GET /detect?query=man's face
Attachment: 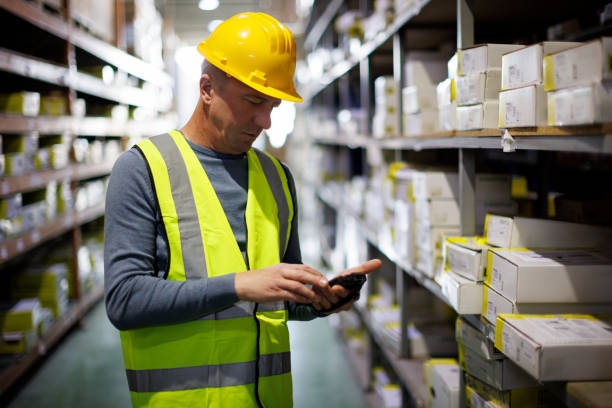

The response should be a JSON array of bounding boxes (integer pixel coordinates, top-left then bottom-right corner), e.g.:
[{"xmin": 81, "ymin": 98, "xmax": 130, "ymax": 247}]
[{"xmin": 207, "ymin": 75, "xmax": 281, "ymax": 154}]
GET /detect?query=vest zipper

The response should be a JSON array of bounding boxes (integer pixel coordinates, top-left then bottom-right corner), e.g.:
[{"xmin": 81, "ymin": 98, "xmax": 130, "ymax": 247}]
[{"xmin": 253, "ymin": 303, "xmax": 264, "ymax": 408}]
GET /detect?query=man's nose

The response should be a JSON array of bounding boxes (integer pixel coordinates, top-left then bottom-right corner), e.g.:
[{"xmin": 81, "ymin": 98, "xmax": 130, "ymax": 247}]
[{"xmin": 253, "ymin": 106, "xmax": 272, "ymax": 130}]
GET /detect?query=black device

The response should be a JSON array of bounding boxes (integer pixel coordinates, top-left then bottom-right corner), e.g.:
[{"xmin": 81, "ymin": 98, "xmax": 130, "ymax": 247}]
[{"xmin": 319, "ymin": 273, "xmax": 367, "ymax": 313}]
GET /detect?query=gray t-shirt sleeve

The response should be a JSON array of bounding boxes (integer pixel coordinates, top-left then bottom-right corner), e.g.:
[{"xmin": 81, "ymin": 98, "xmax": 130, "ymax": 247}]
[
  {"xmin": 280, "ymin": 164, "xmax": 321, "ymax": 322},
  {"xmin": 104, "ymin": 149, "xmax": 239, "ymax": 330}
]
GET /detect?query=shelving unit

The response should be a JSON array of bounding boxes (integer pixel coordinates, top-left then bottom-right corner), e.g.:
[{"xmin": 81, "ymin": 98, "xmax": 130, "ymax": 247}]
[
  {"xmin": 296, "ymin": 0, "xmax": 612, "ymax": 407},
  {"xmin": 0, "ymin": 0, "xmax": 175, "ymax": 398}
]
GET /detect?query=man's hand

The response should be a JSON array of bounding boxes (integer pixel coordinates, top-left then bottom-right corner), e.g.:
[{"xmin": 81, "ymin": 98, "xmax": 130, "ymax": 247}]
[
  {"xmin": 312, "ymin": 259, "xmax": 382, "ymax": 314},
  {"xmin": 235, "ymin": 263, "xmax": 333, "ymax": 304}
]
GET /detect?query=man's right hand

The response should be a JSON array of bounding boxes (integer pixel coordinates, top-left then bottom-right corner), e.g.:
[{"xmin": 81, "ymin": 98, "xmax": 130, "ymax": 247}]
[{"xmin": 234, "ymin": 263, "xmax": 335, "ymax": 305}]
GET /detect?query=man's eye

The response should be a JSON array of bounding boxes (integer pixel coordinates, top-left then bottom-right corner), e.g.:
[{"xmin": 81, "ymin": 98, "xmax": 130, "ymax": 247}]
[{"xmin": 246, "ymin": 98, "xmax": 261, "ymax": 105}]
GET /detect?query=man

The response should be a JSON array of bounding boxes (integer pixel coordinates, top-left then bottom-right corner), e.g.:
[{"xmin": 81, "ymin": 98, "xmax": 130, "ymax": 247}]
[{"xmin": 104, "ymin": 12, "xmax": 381, "ymax": 408}]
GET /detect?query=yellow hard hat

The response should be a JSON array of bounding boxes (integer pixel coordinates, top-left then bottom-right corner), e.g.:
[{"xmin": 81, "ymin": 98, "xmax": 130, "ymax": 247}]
[{"xmin": 197, "ymin": 12, "xmax": 303, "ymax": 102}]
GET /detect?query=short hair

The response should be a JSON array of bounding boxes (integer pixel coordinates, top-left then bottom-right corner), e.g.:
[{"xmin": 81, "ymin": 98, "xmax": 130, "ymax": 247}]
[{"xmin": 201, "ymin": 59, "xmax": 228, "ymax": 91}]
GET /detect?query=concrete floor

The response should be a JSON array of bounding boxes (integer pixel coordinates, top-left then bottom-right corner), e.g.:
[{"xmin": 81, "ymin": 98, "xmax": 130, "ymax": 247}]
[{"xmin": 7, "ymin": 301, "xmax": 367, "ymax": 408}]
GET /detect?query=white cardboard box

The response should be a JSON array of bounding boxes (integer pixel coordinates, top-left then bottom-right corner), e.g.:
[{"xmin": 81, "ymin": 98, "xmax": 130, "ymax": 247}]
[
  {"xmin": 456, "ymin": 318, "xmax": 502, "ymax": 361},
  {"xmin": 415, "ymin": 198, "xmax": 460, "ymax": 226},
  {"xmin": 404, "ymin": 51, "xmax": 447, "ymax": 86},
  {"xmin": 412, "ymin": 171, "xmax": 458, "ymax": 199},
  {"xmin": 498, "ymin": 85, "xmax": 547, "ymax": 128},
  {"xmin": 403, "ymin": 110, "xmax": 439, "ymax": 136},
  {"xmin": 547, "ymin": 82, "xmax": 612, "ymax": 126},
  {"xmin": 448, "ymin": 52, "xmax": 459, "ymax": 79},
  {"xmin": 487, "ymin": 249, "xmax": 612, "ymax": 303},
  {"xmin": 437, "ymin": 78, "xmax": 455, "ymax": 107},
  {"xmin": 373, "ymin": 111, "xmax": 398, "ymax": 139},
  {"xmin": 459, "ymin": 44, "xmax": 525, "ymax": 76},
  {"xmin": 439, "ymin": 270, "xmax": 483, "ymax": 314},
  {"xmin": 431, "ymin": 362, "xmax": 461, "ymax": 408},
  {"xmin": 416, "ymin": 223, "xmax": 461, "ymax": 254},
  {"xmin": 501, "ymin": 42, "xmax": 581, "ymax": 90},
  {"xmin": 402, "ymin": 85, "xmax": 438, "ymax": 114},
  {"xmin": 446, "ymin": 236, "xmax": 490, "ymax": 281},
  {"xmin": 482, "ymin": 283, "xmax": 612, "ymax": 328},
  {"xmin": 459, "ymin": 343, "xmax": 538, "ymax": 390},
  {"xmin": 495, "ymin": 314, "xmax": 612, "ymax": 381},
  {"xmin": 375, "ymin": 76, "xmax": 399, "ymax": 108},
  {"xmin": 439, "ymin": 101, "xmax": 457, "ymax": 130},
  {"xmin": 456, "ymin": 101, "xmax": 499, "ymax": 130},
  {"xmin": 456, "ymin": 70, "xmax": 502, "ymax": 106},
  {"xmin": 416, "ymin": 249, "xmax": 442, "ymax": 278},
  {"xmin": 544, "ymin": 37, "xmax": 612, "ymax": 91},
  {"xmin": 484, "ymin": 214, "xmax": 612, "ymax": 250}
]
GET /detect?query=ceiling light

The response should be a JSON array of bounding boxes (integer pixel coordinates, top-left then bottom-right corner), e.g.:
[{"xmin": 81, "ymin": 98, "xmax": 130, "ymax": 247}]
[
  {"xmin": 208, "ymin": 19, "xmax": 223, "ymax": 32},
  {"xmin": 198, "ymin": 0, "xmax": 219, "ymax": 11}
]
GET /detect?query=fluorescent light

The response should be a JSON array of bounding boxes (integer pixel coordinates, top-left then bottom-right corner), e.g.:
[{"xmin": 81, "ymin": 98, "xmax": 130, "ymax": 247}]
[
  {"xmin": 208, "ymin": 19, "xmax": 223, "ymax": 33},
  {"xmin": 198, "ymin": 0, "xmax": 219, "ymax": 11}
]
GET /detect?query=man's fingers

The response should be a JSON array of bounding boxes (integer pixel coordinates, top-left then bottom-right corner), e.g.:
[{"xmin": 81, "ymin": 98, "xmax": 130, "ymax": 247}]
[{"xmin": 282, "ymin": 267, "xmax": 327, "ymax": 288}]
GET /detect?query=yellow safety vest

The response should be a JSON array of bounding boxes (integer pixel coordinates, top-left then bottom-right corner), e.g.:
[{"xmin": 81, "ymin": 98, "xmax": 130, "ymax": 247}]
[{"xmin": 120, "ymin": 130, "xmax": 294, "ymax": 407}]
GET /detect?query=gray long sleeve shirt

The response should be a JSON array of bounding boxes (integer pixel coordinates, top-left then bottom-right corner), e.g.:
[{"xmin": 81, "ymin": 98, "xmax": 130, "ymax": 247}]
[{"xmin": 104, "ymin": 136, "xmax": 318, "ymax": 331}]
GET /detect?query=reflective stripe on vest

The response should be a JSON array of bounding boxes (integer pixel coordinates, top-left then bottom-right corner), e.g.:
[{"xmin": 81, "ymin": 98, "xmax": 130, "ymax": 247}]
[{"xmin": 120, "ymin": 131, "xmax": 294, "ymax": 408}]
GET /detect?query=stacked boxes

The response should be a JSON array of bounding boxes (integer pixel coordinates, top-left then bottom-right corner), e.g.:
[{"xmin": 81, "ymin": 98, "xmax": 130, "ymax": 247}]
[
  {"xmin": 0, "ymin": 298, "xmax": 44, "ymax": 354},
  {"xmin": 372, "ymin": 367, "xmax": 402, "ymax": 408},
  {"xmin": 0, "ymin": 193, "xmax": 23, "ymax": 242},
  {"xmin": 454, "ymin": 44, "xmax": 523, "ymax": 130},
  {"xmin": 11, "ymin": 263, "xmax": 69, "ymax": 319},
  {"xmin": 0, "ymin": 92, "xmax": 40, "ymax": 116},
  {"xmin": 373, "ymin": 76, "xmax": 399, "ymax": 138},
  {"xmin": 402, "ymin": 52, "xmax": 446, "ymax": 136},
  {"xmin": 413, "ymin": 172, "xmax": 514, "ymax": 278},
  {"xmin": 499, "ymin": 42, "xmax": 580, "ymax": 128},
  {"xmin": 544, "ymin": 38, "xmax": 612, "ymax": 126}
]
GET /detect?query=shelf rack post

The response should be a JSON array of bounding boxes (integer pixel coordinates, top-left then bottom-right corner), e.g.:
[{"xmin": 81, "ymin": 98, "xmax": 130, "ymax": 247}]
[
  {"xmin": 459, "ymin": 148, "xmax": 476, "ymax": 235},
  {"xmin": 457, "ymin": 0, "xmax": 474, "ymax": 49}
]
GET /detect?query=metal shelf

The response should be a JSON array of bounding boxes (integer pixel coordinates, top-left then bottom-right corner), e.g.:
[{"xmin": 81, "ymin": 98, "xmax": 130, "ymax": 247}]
[
  {"xmin": 1, "ymin": 161, "xmax": 114, "ymax": 197},
  {"xmin": 302, "ymin": 0, "xmax": 432, "ymax": 102},
  {"xmin": 0, "ymin": 48, "xmax": 166, "ymax": 111},
  {"xmin": 0, "ymin": 114, "xmax": 176, "ymax": 137},
  {"xmin": 0, "ymin": 202, "xmax": 105, "ymax": 265},
  {"xmin": 0, "ymin": 0, "xmax": 172, "ymax": 87},
  {"xmin": 0, "ymin": 284, "xmax": 104, "ymax": 396},
  {"xmin": 313, "ymin": 130, "xmax": 612, "ymax": 153}
]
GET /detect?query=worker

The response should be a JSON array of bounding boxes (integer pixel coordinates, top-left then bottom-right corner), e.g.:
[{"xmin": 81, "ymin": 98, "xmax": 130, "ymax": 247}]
[{"xmin": 104, "ymin": 12, "xmax": 381, "ymax": 408}]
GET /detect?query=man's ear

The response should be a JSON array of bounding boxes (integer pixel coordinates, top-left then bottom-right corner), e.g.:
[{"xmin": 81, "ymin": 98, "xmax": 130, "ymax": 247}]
[{"xmin": 200, "ymin": 73, "xmax": 213, "ymax": 104}]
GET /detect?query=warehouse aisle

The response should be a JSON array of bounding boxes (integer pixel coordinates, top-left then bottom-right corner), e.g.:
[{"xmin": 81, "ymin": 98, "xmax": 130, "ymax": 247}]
[{"xmin": 7, "ymin": 301, "xmax": 367, "ymax": 408}]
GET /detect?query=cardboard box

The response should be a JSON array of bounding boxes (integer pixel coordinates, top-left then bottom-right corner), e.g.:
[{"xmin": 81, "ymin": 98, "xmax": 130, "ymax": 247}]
[
  {"xmin": 49, "ymin": 145, "xmax": 69, "ymax": 169},
  {"xmin": 456, "ymin": 70, "xmax": 502, "ymax": 106},
  {"xmin": 416, "ymin": 198, "xmax": 460, "ymax": 226},
  {"xmin": 0, "ymin": 330, "xmax": 38, "ymax": 354},
  {"xmin": 375, "ymin": 76, "xmax": 399, "ymax": 108},
  {"xmin": 457, "ymin": 101, "xmax": 499, "ymax": 130},
  {"xmin": 413, "ymin": 171, "xmax": 459, "ymax": 200},
  {"xmin": 486, "ymin": 249, "xmax": 612, "ymax": 303},
  {"xmin": 466, "ymin": 386, "xmax": 501, "ymax": 408},
  {"xmin": 498, "ymin": 85, "xmax": 547, "ymax": 128},
  {"xmin": 495, "ymin": 314, "xmax": 612, "ymax": 381},
  {"xmin": 0, "ymin": 92, "xmax": 40, "ymax": 116},
  {"xmin": 543, "ymin": 37, "xmax": 612, "ymax": 91},
  {"xmin": 446, "ymin": 236, "xmax": 490, "ymax": 281},
  {"xmin": 0, "ymin": 299, "xmax": 43, "ymax": 332},
  {"xmin": 373, "ymin": 111, "xmax": 398, "ymax": 139},
  {"xmin": 403, "ymin": 85, "xmax": 438, "ymax": 114},
  {"xmin": 456, "ymin": 318, "xmax": 502, "ymax": 361},
  {"xmin": 484, "ymin": 214, "xmax": 612, "ymax": 250},
  {"xmin": 416, "ymin": 223, "xmax": 461, "ymax": 254},
  {"xmin": 403, "ymin": 110, "xmax": 439, "ymax": 136},
  {"xmin": 439, "ymin": 270, "xmax": 483, "ymax": 314},
  {"xmin": 404, "ymin": 51, "xmax": 447, "ymax": 86},
  {"xmin": 547, "ymin": 82, "xmax": 612, "ymax": 126},
  {"xmin": 437, "ymin": 78, "xmax": 455, "ymax": 107},
  {"xmin": 483, "ymin": 284, "xmax": 612, "ymax": 328},
  {"xmin": 439, "ymin": 101, "xmax": 457, "ymax": 130},
  {"xmin": 4, "ymin": 132, "xmax": 39, "ymax": 155},
  {"xmin": 39, "ymin": 95, "xmax": 68, "ymax": 116},
  {"xmin": 5, "ymin": 152, "xmax": 25, "ymax": 176},
  {"xmin": 501, "ymin": 42, "xmax": 581, "ymax": 90},
  {"xmin": 416, "ymin": 249, "xmax": 442, "ymax": 278},
  {"xmin": 459, "ymin": 343, "xmax": 538, "ymax": 390},
  {"xmin": 459, "ymin": 44, "xmax": 525, "ymax": 77},
  {"xmin": 424, "ymin": 358, "xmax": 458, "ymax": 388},
  {"xmin": 465, "ymin": 373, "xmax": 556, "ymax": 408},
  {"xmin": 448, "ymin": 52, "xmax": 459, "ymax": 79},
  {"xmin": 431, "ymin": 362, "xmax": 461, "ymax": 408},
  {"xmin": 0, "ymin": 194, "xmax": 22, "ymax": 219}
]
